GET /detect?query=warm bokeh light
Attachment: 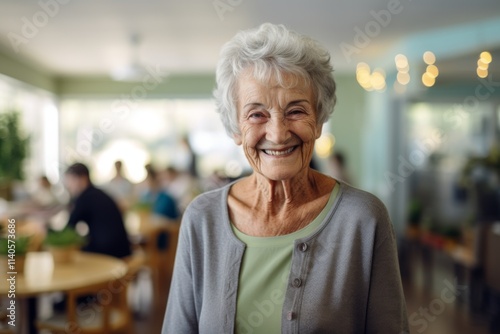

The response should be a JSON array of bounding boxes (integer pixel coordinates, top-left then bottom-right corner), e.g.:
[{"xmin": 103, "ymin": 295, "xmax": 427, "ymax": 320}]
[
  {"xmin": 397, "ymin": 72, "xmax": 410, "ymax": 85},
  {"xmin": 480, "ymin": 51, "xmax": 492, "ymax": 64},
  {"xmin": 476, "ymin": 51, "xmax": 491, "ymax": 78},
  {"xmin": 423, "ymin": 51, "xmax": 436, "ymax": 65},
  {"xmin": 422, "ymin": 72, "xmax": 435, "ymax": 87},
  {"xmin": 315, "ymin": 133, "xmax": 336, "ymax": 158},
  {"xmin": 356, "ymin": 62, "xmax": 381, "ymax": 91},
  {"xmin": 371, "ymin": 70, "xmax": 386, "ymax": 91},
  {"xmin": 356, "ymin": 62, "xmax": 370, "ymax": 72},
  {"xmin": 477, "ymin": 67, "xmax": 488, "ymax": 78},
  {"xmin": 477, "ymin": 59, "xmax": 489, "ymax": 70},
  {"xmin": 398, "ymin": 64, "xmax": 410, "ymax": 73},
  {"xmin": 395, "ymin": 54, "xmax": 409, "ymax": 70},
  {"xmin": 356, "ymin": 64, "xmax": 387, "ymax": 92},
  {"xmin": 356, "ymin": 62, "xmax": 371, "ymax": 87},
  {"xmin": 357, "ymin": 70, "xmax": 371, "ymax": 86},
  {"xmin": 426, "ymin": 65, "xmax": 439, "ymax": 78}
]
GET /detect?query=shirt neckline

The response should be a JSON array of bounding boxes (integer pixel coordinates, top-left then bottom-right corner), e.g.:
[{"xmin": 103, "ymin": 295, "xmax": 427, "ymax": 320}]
[
  {"xmin": 231, "ymin": 183, "xmax": 340, "ymax": 247},
  {"xmin": 221, "ymin": 178, "xmax": 345, "ymax": 247}
]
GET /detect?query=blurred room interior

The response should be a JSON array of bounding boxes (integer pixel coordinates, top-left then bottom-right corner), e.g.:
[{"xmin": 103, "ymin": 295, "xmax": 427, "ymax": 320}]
[{"xmin": 0, "ymin": 0, "xmax": 499, "ymax": 333}]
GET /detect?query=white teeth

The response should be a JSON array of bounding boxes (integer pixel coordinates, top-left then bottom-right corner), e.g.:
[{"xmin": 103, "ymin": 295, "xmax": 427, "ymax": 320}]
[{"xmin": 264, "ymin": 147, "xmax": 295, "ymax": 156}]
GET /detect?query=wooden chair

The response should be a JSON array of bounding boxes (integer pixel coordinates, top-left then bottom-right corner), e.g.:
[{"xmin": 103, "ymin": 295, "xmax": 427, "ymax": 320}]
[
  {"xmin": 126, "ymin": 209, "xmax": 180, "ymax": 304},
  {"xmin": 36, "ymin": 254, "xmax": 143, "ymax": 334},
  {"xmin": 143, "ymin": 221, "xmax": 180, "ymax": 302}
]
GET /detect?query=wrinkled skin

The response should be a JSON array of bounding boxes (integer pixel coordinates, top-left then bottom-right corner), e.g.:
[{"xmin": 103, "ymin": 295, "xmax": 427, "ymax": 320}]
[{"xmin": 229, "ymin": 69, "xmax": 336, "ymax": 237}]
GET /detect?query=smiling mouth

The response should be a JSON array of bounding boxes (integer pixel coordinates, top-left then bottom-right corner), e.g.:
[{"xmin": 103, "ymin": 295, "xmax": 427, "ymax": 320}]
[{"xmin": 262, "ymin": 146, "xmax": 298, "ymax": 156}]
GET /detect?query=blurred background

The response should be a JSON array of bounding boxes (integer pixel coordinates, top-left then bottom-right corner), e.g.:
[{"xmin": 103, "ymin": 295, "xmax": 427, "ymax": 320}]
[{"xmin": 0, "ymin": 0, "xmax": 499, "ymax": 333}]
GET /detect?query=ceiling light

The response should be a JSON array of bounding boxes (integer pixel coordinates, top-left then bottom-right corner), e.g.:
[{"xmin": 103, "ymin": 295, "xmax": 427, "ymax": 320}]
[
  {"xmin": 426, "ymin": 65, "xmax": 439, "ymax": 78},
  {"xmin": 423, "ymin": 51, "xmax": 436, "ymax": 65},
  {"xmin": 480, "ymin": 51, "xmax": 492, "ymax": 64},
  {"xmin": 422, "ymin": 72, "xmax": 435, "ymax": 87},
  {"xmin": 371, "ymin": 70, "xmax": 386, "ymax": 91},
  {"xmin": 395, "ymin": 54, "xmax": 408, "ymax": 71},
  {"xmin": 397, "ymin": 72, "xmax": 410, "ymax": 85},
  {"xmin": 356, "ymin": 62, "xmax": 370, "ymax": 72},
  {"xmin": 111, "ymin": 32, "xmax": 167, "ymax": 82},
  {"xmin": 477, "ymin": 67, "xmax": 488, "ymax": 78},
  {"xmin": 477, "ymin": 59, "xmax": 489, "ymax": 70}
]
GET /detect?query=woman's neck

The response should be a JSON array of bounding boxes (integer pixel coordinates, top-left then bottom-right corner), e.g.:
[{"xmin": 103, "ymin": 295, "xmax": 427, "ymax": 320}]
[
  {"xmin": 228, "ymin": 169, "xmax": 335, "ymax": 236},
  {"xmin": 251, "ymin": 168, "xmax": 321, "ymax": 206}
]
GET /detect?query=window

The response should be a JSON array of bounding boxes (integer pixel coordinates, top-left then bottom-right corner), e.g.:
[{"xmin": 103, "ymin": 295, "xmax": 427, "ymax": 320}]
[
  {"xmin": 0, "ymin": 74, "xmax": 59, "ymax": 186},
  {"xmin": 59, "ymin": 98, "xmax": 249, "ymax": 184}
]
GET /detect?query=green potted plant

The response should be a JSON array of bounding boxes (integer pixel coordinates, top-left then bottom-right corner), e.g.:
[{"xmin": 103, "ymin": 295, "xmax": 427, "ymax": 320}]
[
  {"xmin": 0, "ymin": 110, "xmax": 30, "ymax": 200},
  {"xmin": 44, "ymin": 226, "xmax": 86, "ymax": 263},
  {"xmin": 0, "ymin": 235, "xmax": 31, "ymax": 274}
]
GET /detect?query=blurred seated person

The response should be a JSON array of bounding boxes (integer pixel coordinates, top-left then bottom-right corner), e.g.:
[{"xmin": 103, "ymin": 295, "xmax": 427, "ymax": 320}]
[
  {"xmin": 64, "ymin": 162, "xmax": 131, "ymax": 258},
  {"xmin": 161, "ymin": 166, "xmax": 197, "ymax": 213},
  {"xmin": 134, "ymin": 163, "xmax": 154, "ymax": 199},
  {"xmin": 139, "ymin": 167, "xmax": 180, "ymax": 221},
  {"xmin": 30, "ymin": 175, "xmax": 61, "ymax": 208},
  {"xmin": 103, "ymin": 160, "xmax": 134, "ymax": 211}
]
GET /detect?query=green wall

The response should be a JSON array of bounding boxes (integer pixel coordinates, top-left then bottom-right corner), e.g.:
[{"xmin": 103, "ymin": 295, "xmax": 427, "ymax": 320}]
[
  {"xmin": 55, "ymin": 73, "xmax": 215, "ymax": 97},
  {"xmin": 329, "ymin": 74, "xmax": 367, "ymax": 187},
  {"xmin": 0, "ymin": 51, "xmax": 55, "ymax": 92},
  {"xmin": 0, "ymin": 49, "xmax": 215, "ymax": 97}
]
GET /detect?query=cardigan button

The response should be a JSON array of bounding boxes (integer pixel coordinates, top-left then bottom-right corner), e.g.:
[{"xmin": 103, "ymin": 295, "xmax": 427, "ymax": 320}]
[
  {"xmin": 298, "ymin": 242, "xmax": 308, "ymax": 252},
  {"xmin": 292, "ymin": 278, "xmax": 302, "ymax": 288},
  {"xmin": 287, "ymin": 311, "xmax": 295, "ymax": 321}
]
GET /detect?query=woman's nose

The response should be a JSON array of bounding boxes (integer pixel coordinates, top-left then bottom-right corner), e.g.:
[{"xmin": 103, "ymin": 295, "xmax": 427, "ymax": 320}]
[{"xmin": 265, "ymin": 117, "xmax": 291, "ymax": 144}]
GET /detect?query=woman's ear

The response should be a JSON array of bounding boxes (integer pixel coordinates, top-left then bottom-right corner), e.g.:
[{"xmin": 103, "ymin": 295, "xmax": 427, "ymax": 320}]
[
  {"xmin": 315, "ymin": 122, "xmax": 323, "ymax": 139},
  {"xmin": 233, "ymin": 133, "xmax": 242, "ymax": 145}
]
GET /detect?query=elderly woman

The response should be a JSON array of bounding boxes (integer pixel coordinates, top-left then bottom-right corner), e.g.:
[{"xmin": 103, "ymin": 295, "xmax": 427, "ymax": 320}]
[{"xmin": 163, "ymin": 23, "xmax": 408, "ymax": 333}]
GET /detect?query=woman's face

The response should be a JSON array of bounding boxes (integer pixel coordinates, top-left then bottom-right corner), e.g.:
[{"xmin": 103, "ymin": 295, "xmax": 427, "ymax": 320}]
[{"xmin": 234, "ymin": 69, "xmax": 322, "ymax": 181}]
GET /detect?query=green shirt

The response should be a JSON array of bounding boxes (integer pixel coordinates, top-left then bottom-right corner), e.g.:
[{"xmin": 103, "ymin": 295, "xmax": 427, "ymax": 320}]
[{"xmin": 232, "ymin": 184, "xmax": 340, "ymax": 334}]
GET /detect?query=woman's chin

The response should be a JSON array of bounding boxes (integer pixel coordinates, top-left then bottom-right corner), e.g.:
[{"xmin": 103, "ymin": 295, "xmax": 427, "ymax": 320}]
[{"xmin": 257, "ymin": 164, "xmax": 305, "ymax": 182}]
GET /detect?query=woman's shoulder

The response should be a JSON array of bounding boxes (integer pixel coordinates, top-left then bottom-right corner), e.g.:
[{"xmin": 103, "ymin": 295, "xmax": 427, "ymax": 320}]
[
  {"xmin": 187, "ymin": 184, "xmax": 229, "ymax": 211},
  {"xmin": 181, "ymin": 183, "xmax": 233, "ymax": 228},
  {"xmin": 336, "ymin": 182, "xmax": 390, "ymax": 222},
  {"xmin": 180, "ymin": 183, "xmax": 237, "ymax": 244},
  {"xmin": 324, "ymin": 182, "xmax": 395, "ymax": 245}
]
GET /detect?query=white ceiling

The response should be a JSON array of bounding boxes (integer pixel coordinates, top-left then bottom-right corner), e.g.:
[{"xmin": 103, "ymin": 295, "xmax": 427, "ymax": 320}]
[{"xmin": 0, "ymin": 0, "xmax": 499, "ymax": 78}]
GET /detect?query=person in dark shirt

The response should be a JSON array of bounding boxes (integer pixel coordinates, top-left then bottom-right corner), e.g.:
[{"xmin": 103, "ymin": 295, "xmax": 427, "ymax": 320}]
[{"xmin": 64, "ymin": 162, "xmax": 131, "ymax": 258}]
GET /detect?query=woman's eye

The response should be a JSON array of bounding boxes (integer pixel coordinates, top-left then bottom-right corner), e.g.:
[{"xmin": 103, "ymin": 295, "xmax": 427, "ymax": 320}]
[
  {"xmin": 288, "ymin": 109, "xmax": 305, "ymax": 116},
  {"xmin": 249, "ymin": 113, "xmax": 265, "ymax": 119}
]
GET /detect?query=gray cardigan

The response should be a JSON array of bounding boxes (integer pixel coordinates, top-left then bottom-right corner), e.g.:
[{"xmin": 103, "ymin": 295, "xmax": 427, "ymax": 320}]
[{"xmin": 162, "ymin": 181, "xmax": 409, "ymax": 333}]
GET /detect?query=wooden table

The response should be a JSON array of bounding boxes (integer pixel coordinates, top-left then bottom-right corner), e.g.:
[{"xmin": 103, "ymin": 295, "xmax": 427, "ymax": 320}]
[
  {"xmin": 1, "ymin": 252, "xmax": 127, "ymax": 333},
  {"xmin": 1, "ymin": 252, "xmax": 127, "ymax": 296}
]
